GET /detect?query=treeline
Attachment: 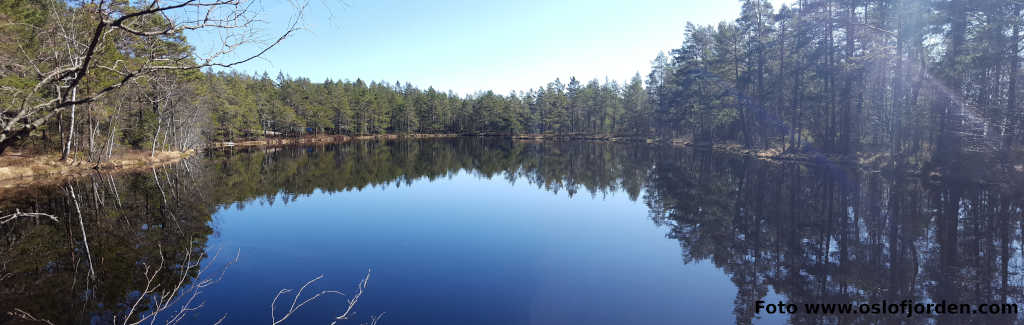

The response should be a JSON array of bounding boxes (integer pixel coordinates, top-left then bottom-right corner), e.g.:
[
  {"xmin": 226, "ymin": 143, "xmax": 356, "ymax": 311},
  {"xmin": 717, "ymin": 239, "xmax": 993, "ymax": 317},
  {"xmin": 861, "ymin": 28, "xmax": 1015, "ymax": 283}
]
[
  {"xmin": 208, "ymin": 0, "xmax": 1024, "ymax": 161},
  {"xmin": 3, "ymin": 0, "xmax": 1023, "ymax": 161},
  {"xmin": 204, "ymin": 71, "xmax": 649, "ymax": 140},
  {"xmin": 1, "ymin": 0, "xmax": 649, "ymax": 160},
  {"xmin": 647, "ymin": 0, "xmax": 1023, "ymax": 159}
]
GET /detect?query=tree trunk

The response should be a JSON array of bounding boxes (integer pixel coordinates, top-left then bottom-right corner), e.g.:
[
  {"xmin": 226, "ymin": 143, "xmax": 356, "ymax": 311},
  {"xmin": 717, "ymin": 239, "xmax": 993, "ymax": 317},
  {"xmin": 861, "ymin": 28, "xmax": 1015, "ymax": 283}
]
[
  {"xmin": 1007, "ymin": 6, "xmax": 1020, "ymax": 151},
  {"xmin": 61, "ymin": 85, "xmax": 78, "ymax": 161},
  {"xmin": 151, "ymin": 113, "xmax": 162, "ymax": 158}
]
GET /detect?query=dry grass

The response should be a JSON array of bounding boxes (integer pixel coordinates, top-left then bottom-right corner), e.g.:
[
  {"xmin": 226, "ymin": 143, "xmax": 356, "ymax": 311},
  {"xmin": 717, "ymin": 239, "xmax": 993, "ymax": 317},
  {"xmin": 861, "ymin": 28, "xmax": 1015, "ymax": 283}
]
[{"xmin": 0, "ymin": 150, "xmax": 194, "ymax": 188}]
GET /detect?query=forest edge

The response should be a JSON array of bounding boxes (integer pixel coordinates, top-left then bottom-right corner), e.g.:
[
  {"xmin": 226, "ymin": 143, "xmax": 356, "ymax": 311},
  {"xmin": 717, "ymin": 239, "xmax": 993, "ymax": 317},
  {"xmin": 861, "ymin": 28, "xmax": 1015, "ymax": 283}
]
[{"xmin": 7, "ymin": 134, "xmax": 1024, "ymax": 188}]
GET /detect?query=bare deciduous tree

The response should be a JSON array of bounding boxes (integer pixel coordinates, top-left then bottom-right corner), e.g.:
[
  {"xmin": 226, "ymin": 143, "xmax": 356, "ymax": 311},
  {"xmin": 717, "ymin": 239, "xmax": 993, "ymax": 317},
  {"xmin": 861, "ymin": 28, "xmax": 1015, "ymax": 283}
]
[{"xmin": 0, "ymin": 0, "xmax": 309, "ymax": 155}]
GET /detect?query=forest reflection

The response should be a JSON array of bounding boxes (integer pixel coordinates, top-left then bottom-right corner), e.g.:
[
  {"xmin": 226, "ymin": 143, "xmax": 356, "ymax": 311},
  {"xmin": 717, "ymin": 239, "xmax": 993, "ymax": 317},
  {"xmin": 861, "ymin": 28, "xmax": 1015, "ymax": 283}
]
[{"xmin": 2, "ymin": 138, "xmax": 1024, "ymax": 324}]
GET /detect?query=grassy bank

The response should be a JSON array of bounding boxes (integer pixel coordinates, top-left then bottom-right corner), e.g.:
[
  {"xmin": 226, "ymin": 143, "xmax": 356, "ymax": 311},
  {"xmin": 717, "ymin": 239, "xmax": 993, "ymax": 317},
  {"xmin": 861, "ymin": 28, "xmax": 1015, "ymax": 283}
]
[{"xmin": 0, "ymin": 150, "xmax": 196, "ymax": 188}]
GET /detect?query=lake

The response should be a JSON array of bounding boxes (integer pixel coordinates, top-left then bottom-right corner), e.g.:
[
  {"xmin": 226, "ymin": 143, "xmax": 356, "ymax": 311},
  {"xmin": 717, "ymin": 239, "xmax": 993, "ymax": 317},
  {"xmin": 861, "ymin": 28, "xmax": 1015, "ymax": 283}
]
[{"xmin": 2, "ymin": 138, "xmax": 1023, "ymax": 324}]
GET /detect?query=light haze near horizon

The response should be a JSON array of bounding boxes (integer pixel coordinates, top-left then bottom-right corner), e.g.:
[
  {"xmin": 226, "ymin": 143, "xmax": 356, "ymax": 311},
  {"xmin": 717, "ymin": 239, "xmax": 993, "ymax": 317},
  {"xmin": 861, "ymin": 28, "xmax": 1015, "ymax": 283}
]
[{"xmin": 190, "ymin": 0, "xmax": 793, "ymax": 95}]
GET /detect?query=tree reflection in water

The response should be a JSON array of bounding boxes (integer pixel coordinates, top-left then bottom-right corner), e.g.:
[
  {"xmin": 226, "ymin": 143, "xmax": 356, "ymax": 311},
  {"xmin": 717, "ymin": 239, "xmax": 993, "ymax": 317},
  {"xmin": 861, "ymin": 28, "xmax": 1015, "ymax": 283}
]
[{"xmin": 2, "ymin": 138, "xmax": 1023, "ymax": 324}]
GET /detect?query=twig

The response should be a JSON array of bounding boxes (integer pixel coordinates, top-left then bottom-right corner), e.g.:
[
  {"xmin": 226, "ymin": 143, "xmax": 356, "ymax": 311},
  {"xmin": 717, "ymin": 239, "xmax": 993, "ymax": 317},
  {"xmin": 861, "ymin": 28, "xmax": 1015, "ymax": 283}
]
[
  {"xmin": 366, "ymin": 312, "xmax": 385, "ymax": 325},
  {"xmin": 332, "ymin": 269, "xmax": 371, "ymax": 324},
  {"xmin": 6, "ymin": 308, "xmax": 55, "ymax": 325},
  {"xmin": 272, "ymin": 269, "xmax": 373, "ymax": 325},
  {"xmin": 271, "ymin": 275, "xmax": 344, "ymax": 325},
  {"xmin": 120, "ymin": 243, "xmax": 238, "ymax": 325},
  {"xmin": 0, "ymin": 209, "xmax": 59, "ymax": 225}
]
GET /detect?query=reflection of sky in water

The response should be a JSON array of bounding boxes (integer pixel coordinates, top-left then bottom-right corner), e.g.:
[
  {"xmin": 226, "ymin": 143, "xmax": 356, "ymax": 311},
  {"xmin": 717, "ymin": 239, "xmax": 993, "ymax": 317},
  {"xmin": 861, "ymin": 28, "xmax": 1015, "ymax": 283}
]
[{"xmin": 193, "ymin": 170, "xmax": 755, "ymax": 324}]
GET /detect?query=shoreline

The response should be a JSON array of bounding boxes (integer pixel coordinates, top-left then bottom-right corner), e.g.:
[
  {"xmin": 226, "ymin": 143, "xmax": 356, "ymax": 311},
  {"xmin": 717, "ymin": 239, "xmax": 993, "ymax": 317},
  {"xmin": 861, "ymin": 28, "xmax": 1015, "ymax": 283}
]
[
  {"xmin": 7, "ymin": 134, "xmax": 1015, "ymax": 188},
  {"xmin": 670, "ymin": 140, "xmax": 912, "ymax": 173},
  {"xmin": 672, "ymin": 141, "xmax": 863, "ymax": 165},
  {"xmin": 213, "ymin": 134, "xmax": 903, "ymax": 170},
  {"xmin": 0, "ymin": 150, "xmax": 196, "ymax": 189},
  {"xmin": 209, "ymin": 133, "xmax": 460, "ymax": 148}
]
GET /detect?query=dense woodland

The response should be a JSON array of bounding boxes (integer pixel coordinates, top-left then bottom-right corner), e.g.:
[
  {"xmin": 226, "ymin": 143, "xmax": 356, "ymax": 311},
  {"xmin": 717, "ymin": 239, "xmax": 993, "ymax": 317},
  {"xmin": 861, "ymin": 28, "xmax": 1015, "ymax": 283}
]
[
  {"xmin": 200, "ymin": 71, "xmax": 649, "ymax": 139},
  {"xmin": 2, "ymin": 0, "xmax": 1023, "ymax": 164}
]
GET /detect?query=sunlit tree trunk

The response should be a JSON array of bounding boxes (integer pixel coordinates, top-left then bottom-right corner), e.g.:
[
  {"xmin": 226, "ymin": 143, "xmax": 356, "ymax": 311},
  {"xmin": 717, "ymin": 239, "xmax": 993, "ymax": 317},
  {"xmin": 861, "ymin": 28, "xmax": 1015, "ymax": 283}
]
[{"xmin": 61, "ymin": 85, "xmax": 77, "ymax": 161}]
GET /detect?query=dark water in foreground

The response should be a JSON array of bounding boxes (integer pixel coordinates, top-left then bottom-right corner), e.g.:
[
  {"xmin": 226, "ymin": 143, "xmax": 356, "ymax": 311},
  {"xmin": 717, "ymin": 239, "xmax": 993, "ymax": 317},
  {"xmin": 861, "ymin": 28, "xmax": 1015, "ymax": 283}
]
[{"xmin": 2, "ymin": 138, "xmax": 1024, "ymax": 324}]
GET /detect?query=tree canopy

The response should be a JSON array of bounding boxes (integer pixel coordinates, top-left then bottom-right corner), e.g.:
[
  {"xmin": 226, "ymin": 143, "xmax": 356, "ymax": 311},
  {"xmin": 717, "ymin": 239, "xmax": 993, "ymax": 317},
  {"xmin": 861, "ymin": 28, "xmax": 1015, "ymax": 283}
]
[{"xmin": 2, "ymin": 0, "xmax": 1023, "ymax": 167}]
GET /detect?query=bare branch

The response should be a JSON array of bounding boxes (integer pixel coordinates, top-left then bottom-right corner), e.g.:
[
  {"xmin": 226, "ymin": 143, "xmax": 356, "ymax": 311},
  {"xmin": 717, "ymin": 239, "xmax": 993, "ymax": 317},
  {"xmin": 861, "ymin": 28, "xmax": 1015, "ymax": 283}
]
[
  {"xmin": 332, "ymin": 269, "xmax": 371, "ymax": 324},
  {"xmin": 119, "ymin": 243, "xmax": 238, "ymax": 325},
  {"xmin": 271, "ymin": 275, "xmax": 345, "ymax": 325},
  {"xmin": 272, "ymin": 269, "xmax": 373, "ymax": 325},
  {"xmin": 6, "ymin": 308, "xmax": 56, "ymax": 325},
  {"xmin": 0, "ymin": 209, "xmax": 59, "ymax": 225}
]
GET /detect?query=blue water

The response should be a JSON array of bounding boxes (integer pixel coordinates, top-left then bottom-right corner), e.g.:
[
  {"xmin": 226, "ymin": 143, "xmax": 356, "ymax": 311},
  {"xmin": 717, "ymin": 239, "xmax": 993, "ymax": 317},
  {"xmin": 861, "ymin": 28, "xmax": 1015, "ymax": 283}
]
[
  {"xmin": 9, "ymin": 139, "xmax": 1013, "ymax": 324},
  {"xmin": 193, "ymin": 171, "xmax": 740, "ymax": 324}
]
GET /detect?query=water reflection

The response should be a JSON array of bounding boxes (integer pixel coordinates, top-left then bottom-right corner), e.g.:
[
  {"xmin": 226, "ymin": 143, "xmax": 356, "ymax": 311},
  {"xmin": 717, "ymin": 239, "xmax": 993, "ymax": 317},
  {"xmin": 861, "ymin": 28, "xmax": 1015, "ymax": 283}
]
[
  {"xmin": 647, "ymin": 148, "xmax": 1024, "ymax": 324},
  {"xmin": 2, "ymin": 138, "xmax": 1023, "ymax": 324},
  {"xmin": 0, "ymin": 160, "xmax": 215, "ymax": 324}
]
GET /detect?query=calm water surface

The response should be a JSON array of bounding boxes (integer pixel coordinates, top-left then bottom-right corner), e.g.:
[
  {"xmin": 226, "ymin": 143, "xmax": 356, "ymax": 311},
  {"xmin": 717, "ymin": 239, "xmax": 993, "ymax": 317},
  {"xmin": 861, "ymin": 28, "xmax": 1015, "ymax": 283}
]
[{"xmin": 2, "ymin": 138, "xmax": 1022, "ymax": 324}]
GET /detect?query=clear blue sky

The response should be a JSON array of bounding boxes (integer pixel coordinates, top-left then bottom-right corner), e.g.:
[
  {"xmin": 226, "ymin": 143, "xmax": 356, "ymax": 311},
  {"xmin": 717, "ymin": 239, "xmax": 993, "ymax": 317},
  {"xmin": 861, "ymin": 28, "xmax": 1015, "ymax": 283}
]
[{"xmin": 190, "ymin": 0, "xmax": 791, "ymax": 95}]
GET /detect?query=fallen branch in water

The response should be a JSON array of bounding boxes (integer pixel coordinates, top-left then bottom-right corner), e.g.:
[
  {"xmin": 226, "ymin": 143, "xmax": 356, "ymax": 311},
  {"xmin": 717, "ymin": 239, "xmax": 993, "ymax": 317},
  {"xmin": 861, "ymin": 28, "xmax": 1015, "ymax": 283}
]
[
  {"xmin": 9, "ymin": 233, "xmax": 372, "ymax": 325},
  {"xmin": 0, "ymin": 209, "xmax": 59, "ymax": 225},
  {"xmin": 272, "ymin": 269, "xmax": 373, "ymax": 325},
  {"xmin": 119, "ymin": 242, "xmax": 239, "ymax": 325},
  {"xmin": 364, "ymin": 312, "xmax": 386, "ymax": 325},
  {"xmin": 6, "ymin": 308, "xmax": 55, "ymax": 325},
  {"xmin": 271, "ymin": 275, "xmax": 343, "ymax": 325},
  {"xmin": 332, "ymin": 270, "xmax": 371, "ymax": 324}
]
